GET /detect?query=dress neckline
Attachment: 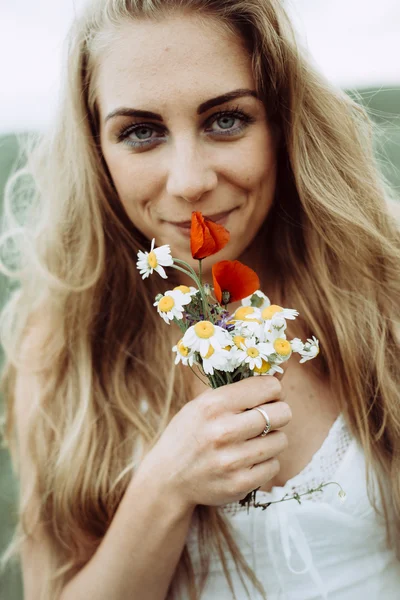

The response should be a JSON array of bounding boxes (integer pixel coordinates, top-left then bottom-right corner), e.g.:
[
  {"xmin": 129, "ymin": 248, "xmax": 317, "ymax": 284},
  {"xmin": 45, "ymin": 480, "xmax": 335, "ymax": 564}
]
[{"xmin": 256, "ymin": 412, "xmax": 347, "ymax": 498}]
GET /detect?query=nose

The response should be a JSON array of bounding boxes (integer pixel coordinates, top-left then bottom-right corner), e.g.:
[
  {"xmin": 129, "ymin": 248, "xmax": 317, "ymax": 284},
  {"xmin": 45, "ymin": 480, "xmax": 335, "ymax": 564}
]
[{"xmin": 166, "ymin": 138, "xmax": 218, "ymax": 203}]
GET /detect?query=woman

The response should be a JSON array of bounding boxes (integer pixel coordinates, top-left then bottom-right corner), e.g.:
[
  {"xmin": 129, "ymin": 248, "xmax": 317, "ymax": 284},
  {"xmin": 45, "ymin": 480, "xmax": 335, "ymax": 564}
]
[{"xmin": 1, "ymin": 0, "xmax": 400, "ymax": 599}]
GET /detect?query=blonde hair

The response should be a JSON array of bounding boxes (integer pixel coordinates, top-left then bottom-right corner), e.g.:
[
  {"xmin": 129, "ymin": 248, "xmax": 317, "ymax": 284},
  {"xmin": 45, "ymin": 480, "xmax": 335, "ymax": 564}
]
[{"xmin": 1, "ymin": 1, "xmax": 400, "ymax": 598}]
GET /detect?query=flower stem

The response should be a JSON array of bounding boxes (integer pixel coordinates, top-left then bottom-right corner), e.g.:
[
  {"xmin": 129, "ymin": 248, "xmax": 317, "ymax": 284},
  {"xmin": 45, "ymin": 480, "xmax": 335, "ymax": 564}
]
[
  {"xmin": 241, "ymin": 481, "xmax": 346, "ymax": 512},
  {"xmin": 171, "ymin": 263, "xmax": 195, "ymax": 279},
  {"xmin": 189, "ymin": 365, "xmax": 209, "ymax": 387},
  {"xmin": 172, "ymin": 258, "xmax": 199, "ymax": 281},
  {"xmin": 172, "ymin": 259, "xmax": 211, "ymax": 321}
]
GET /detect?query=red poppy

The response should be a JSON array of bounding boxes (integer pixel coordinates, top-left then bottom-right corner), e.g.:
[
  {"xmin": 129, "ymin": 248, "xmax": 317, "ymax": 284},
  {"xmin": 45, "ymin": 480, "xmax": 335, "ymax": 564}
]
[
  {"xmin": 190, "ymin": 211, "xmax": 230, "ymax": 260},
  {"xmin": 212, "ymin": 260, "xmax": 260, "ymax": 304}
]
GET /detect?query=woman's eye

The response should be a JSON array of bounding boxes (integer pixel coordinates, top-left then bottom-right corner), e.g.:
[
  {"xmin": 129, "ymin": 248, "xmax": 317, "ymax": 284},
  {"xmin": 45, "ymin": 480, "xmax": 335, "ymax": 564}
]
[
  {"xmin": 212, "ymin": 115, "xmax": 240, "ymax": 131},
  {"xmin": 206, "ymin": 111, "xmax": 254, "ymax": 136},
  {"xmin": 135, "ymin": 126, "xmax": 155, "ymax": 140},
  {"xmin": 118, "ymin": 124, "xmax": 164, "ymax": 148},
  {"xmin": 117, "ymin": 110, "xmax": 254, "ymax": 149}
]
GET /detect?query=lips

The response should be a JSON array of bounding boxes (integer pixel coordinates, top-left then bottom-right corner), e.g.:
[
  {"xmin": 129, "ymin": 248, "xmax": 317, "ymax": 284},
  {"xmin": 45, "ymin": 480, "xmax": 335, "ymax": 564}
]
[{"xmin": 170, "ymin": 209, "xmax": 235, "ymax": 227}]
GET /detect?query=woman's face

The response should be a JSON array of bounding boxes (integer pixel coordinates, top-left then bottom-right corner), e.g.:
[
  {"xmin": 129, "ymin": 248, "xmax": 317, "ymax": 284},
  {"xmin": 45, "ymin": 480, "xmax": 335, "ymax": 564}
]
[{"xmin": 98, "ymin": 13, "xmax": 278, "ymax": 274}]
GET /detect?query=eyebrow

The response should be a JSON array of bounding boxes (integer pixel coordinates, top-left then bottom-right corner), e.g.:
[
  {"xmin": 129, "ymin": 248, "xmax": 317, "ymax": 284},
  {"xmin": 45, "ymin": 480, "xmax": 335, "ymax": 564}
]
[{"xmin": 104, "ymin": 88, "xmax": 259, "ymax": 124}]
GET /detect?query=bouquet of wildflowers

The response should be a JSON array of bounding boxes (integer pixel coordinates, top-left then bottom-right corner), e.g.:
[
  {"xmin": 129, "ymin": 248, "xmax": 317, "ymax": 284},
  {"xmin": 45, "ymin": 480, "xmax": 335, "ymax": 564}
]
[
  {"xmin": 137, "ymin": 212, "xmax": 319, "ymax": 386},
  {"xmin": 137, "ymin": 212, "xmax": 344, "ymax": 509}
]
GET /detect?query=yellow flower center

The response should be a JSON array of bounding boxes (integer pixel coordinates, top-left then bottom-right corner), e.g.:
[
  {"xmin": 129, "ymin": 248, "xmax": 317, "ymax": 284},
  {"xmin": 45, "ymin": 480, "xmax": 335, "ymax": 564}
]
[
  {"xmin": 204, "ymin": 346, "xmax": 215, "ymax": 359},
  {"xmin": 223, "ymin": 345, "xmax": 231, "ymax": 352},
  {"xmin": 233, "ymin": 335, "xmax": 246, "ymax": 349},
  {"xmin": 177, "ymin": 340, "xmax": 189, "ymax": 357},
  {"xmin": 254, "ymin": 360, "xmax": 271, "ymax": 374},
  {"xmin": 234, "ymin": 306, "xmax": 255, "ymax": 321},
  {"xmin": 262, "ymin": 305, "xmax": 283, "ymax": 320},
  {"xmin": 273, "ymin": 338, "xmax": 291, "ymax": 356},
  {"xmin": 174, "ymin": 285, "xmax": 191, "ymax": 294},
  {"xmin": 158, "ymin": 296, "xmax": 175, "ymax": 312},
  {"xmin": 194, "ymin": 321, "xmax": 215, "ymax": 339},
  {"xmin": 148, "ymin": 251, "xmax": 158, "ymax": 269},
  {"xmin": 247, "ymin": 347, "xmax": 260, "ymax": 358}
]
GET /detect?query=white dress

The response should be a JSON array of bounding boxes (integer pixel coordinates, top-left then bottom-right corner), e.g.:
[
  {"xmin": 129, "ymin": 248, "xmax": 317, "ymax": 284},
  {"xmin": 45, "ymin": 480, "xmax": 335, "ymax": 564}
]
[{"xmin": 179, "ymin": 414, "xmax": 400, "ymax": 599}]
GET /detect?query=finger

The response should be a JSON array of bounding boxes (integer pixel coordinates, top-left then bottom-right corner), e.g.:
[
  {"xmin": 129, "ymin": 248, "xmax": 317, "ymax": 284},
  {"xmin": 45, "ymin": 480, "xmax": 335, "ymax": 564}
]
[
  {"xmin": 238, "ymin": 458, "xmax": 281, "ymax": 496},
  {"xmin": 244, "ymin": 430, "xmax": 288, "ymax": 467},
  {"xmin": 215, "ymin": 375, "xmax": 282, "ymax": 414},
  {"xmin": 237, "ymin": 400, "xmax": 292, "ymax": 440}
]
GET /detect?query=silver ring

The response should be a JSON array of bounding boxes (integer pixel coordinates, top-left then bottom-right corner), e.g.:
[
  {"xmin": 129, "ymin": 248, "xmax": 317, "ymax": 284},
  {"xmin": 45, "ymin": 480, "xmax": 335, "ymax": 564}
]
[{"xmin": 253, "ymin": 407, "xmax": 271, "ymax": 436}]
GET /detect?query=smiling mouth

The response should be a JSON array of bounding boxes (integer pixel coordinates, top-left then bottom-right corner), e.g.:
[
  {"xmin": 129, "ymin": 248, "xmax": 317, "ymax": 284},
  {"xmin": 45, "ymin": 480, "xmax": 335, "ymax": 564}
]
[{"xmin": 168, "ymin": 209, "xmax": 236, "ymax": 228}]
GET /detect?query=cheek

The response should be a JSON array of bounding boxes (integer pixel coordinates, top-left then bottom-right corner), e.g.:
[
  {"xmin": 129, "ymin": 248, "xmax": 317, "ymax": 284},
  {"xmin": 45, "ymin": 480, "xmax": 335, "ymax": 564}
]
[
  {"xmin": 227, "ymin": 132, "xmax": 277, "ymax": 245},
  {"xmin": 104, "ymin": 151, "xmax": 161, "ymax": 218},
  {"xmin": 226, "ymin": 129, "xmax": 277, "ymax": 192}
]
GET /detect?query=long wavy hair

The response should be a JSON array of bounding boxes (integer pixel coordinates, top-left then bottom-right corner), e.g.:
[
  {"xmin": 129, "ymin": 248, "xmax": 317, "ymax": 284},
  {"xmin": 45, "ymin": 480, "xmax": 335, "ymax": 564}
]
[{"xmin": 1, "ymin": 1, "xmax": 400, "ymax": 598}]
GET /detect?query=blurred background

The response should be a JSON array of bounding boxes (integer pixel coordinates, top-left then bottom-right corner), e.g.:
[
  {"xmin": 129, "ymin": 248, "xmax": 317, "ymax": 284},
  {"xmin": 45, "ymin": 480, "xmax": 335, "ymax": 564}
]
[{"xmin": 0, "ymin": 1, "xmax": 399, "ymax": 598}]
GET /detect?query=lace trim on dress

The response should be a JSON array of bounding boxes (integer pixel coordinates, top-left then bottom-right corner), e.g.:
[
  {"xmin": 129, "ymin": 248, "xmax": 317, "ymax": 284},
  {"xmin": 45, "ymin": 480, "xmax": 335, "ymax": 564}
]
[{"xmin": 222, "ymin": 413, "xmax": 352, "ymax": 516}]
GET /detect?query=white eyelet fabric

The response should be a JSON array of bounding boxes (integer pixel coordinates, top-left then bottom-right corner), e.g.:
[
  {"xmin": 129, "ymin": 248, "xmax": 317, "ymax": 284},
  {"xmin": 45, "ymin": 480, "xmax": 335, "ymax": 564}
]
[
  {"xmin": 222, "ymin": 414, "xmax": 351, "ymax": 517},
  {"xmin": 178, "ymin": 414, "xmax": 400, "ymax": 600}
]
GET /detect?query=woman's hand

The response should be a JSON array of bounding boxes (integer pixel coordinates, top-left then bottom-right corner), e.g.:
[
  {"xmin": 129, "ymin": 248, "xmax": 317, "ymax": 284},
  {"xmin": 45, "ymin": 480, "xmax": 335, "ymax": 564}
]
[{"xmin": 136, "ymin": 376, "xmax": 291, "ymax": 509}]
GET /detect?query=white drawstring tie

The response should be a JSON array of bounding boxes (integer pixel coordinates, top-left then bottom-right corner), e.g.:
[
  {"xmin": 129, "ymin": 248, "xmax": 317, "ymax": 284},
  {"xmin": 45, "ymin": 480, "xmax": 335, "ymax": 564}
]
[{"xmin": 265, "ymin": 501, "xmax": 328, "ymax": 599}]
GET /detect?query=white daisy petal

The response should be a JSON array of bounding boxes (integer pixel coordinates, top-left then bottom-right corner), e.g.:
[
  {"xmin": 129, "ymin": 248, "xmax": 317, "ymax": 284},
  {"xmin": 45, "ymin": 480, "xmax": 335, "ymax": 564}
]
[
  {"xmin": 291, "ymin": 338, "xmax": 304, "ymax": 353},
  {"xmin": 136, "ymin": 239, "xmax": 173, "ymax": 279},
  {"xmin": 155, "ymin": 290, "xmax": 191, "ymax": 325},
  {"xmin": 172, "ymin": 339, "xmax": 195, "ymax": 366},
  {"xmin": 200, "ymin": 338, "xmax": 209, "ymax": 357},
  {"xmin": 182, "ymin": 322, "xmax": 231, "ymax": 359},
  {"xmin": 155, "ymin": 265, "xmax": 167, "ymax": 278}
]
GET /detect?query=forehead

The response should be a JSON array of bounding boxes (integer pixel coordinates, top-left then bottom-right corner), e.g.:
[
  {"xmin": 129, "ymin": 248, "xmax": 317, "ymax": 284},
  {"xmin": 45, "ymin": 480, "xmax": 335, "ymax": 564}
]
[{"xmin": 95, "ymin": 13, "xmax": 255, "ymax": 118}]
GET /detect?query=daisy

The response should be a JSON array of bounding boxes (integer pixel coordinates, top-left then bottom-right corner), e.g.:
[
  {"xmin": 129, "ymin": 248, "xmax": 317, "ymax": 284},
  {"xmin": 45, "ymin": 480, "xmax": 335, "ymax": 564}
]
[
  {"xmin": 173, "ymin": 285, "xmax": 198, "ymax": 300},
  {"xmin": 214, "ymin": 338, "xmax": 244, "ymax": 372},
  {"xmin": 232, "ymin": 306, "xmax": 263, "ymax": 323},
  {"xmin": 272, "ymin": 338, "xmax": 292, "ymax": 361},
  {"xmin": 234, "ymin": 319, "xmax": 264, "ymax": 340},
  {"xmin": 172, "ymin": 339, "xmax": 196, "ymax": 367},
  {"xmin": 298, "ymin": 336, "xmax": 320, "ymax": 363},
  {"xmin": 253, "ymin": 359, "xmax": 284, "ymax": 377},
  {"xmin": 241, "ymin": 290, "xmax": 271, "ymax": 310},
  {"xmin": 221, "ymin": 344, "xmax": 242, "ymax": 372},
  {"xmin": 290, "ymin": 338, "xmax": 305, "ymax": 353},
  {"xmin": 182, "ymin": 321, "xmax": 232, "ymax": 358},
  {"xmin": 261, "ymin": 304, "xmax": 299, "ymax": 322},
  {"xmin": 136, "ymin": 238, "xmax": 173, "ymax": 279},
  {"xmin": 235, "ymin": 337, "xmax": 272, "ymax": 371},
  {"xmin": 269, "ymin": 314, "xmax": 287, "ymax": 331},
  {"xmin": 231, "ymin": 333, "xmax": 248, "ymax": 350},
  {"xmin": 229, "ymin": 306, "xmax": 264, "ymax": 336},
  {"xmin": 261, "ymin": 313, "xmax": 287, "ymax": 344},
  {"xmin": 260, "ymin": 326, "xmax": 292, "ymax": 363},
  {"xmin": 201, "ymin": 345, "xmax": 232, "ymax": 375},
  {"xmin": 154, "ymin": 290, "xmax": 191, "ymax": 325}
]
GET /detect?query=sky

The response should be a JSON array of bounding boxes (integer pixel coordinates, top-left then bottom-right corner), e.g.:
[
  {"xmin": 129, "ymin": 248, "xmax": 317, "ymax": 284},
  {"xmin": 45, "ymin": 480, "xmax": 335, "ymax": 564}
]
[{"xmin": 0, "ymin": 0, "xmax": 399, "ymax": 135}]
